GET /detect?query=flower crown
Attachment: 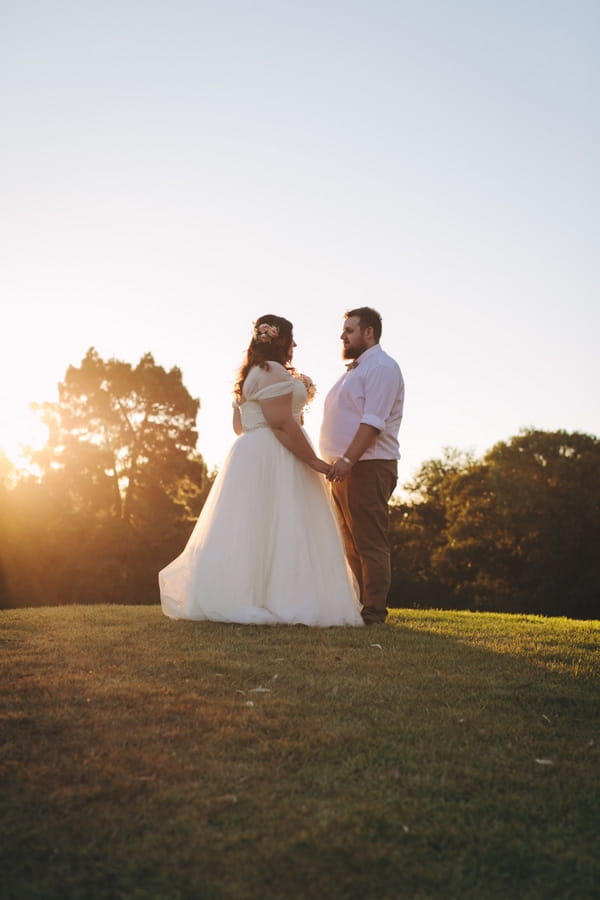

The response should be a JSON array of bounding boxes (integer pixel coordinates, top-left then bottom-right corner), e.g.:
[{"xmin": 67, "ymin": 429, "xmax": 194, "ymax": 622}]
[{"xmin": 254, "ymin": 322, "xmax": 280, "ymax": 343}]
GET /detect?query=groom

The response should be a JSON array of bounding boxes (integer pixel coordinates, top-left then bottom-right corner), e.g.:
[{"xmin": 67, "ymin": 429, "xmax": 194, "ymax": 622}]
[{"xmin": 320, "ymin": 307, "xmax": 404, "ymax": 625}]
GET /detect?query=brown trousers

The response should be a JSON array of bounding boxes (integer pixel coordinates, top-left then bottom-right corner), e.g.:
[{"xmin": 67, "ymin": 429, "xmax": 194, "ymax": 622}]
[{"xmin": 331, "ymin": 459, "xmax": 398, "ymax": 624}]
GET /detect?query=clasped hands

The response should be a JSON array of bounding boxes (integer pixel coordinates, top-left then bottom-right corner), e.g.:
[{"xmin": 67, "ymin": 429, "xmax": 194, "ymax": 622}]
[
  {"xmin": 312, "ymin": 456, "xmax": 352, "ymax": 481},
  {"xmin": 326, "ymin": 456, "xmax": 353, "ymax": 483}
]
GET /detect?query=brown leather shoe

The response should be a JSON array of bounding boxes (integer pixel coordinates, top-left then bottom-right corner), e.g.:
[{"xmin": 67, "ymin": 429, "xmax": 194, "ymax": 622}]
[{"xmin": 361, "ymin": 607, "xmax": 387, "ymax": 625}]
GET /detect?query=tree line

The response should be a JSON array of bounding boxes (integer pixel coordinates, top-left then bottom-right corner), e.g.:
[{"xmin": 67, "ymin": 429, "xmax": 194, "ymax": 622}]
[
  {"xmin": 388, "ymin": 431, "xmax": 600, "ymax": 619},
  {"xmin": 1, "ymin": 350, "xmax": 598, "ymax": 619}
]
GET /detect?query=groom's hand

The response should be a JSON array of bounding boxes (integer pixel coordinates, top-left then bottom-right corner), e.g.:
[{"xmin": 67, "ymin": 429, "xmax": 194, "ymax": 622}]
[{"xmin": 327, "ymin": 457, "xmax": 353, "ymax": 482}]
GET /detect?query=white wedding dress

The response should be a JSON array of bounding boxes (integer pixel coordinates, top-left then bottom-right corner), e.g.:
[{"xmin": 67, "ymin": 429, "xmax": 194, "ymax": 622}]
[{"xmin": 159, "ymin": 363, "xmax": 363, "ymax": 626}]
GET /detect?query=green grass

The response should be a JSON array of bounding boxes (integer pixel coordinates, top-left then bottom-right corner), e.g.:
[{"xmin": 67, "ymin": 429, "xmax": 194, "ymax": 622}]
[{"xmin": 1, "ymin": 606, "xmax": 598, "ymax": 899}]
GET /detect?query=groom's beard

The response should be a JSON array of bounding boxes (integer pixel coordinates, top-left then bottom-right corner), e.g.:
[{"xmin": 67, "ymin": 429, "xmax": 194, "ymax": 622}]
[{"xmin": 343, "ymin": 344, "xmax": 366, "ymax": 360}]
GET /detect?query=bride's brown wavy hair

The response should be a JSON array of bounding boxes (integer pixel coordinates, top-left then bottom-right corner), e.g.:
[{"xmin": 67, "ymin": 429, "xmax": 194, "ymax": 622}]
[{"xmin": 234, "ymin": 314, "xmax": 295, "ymax": 402}]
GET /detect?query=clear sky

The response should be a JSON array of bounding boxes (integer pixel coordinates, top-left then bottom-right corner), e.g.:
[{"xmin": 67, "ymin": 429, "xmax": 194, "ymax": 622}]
[{"xmin": 2, "ymin": 0, "xmax": 599, "ymax": 491}]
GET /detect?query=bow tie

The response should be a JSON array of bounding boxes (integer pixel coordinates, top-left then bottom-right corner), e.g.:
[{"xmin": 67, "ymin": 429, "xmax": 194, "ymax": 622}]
[{"xmin": 346, "ymin": 360, "xmax": 359, "ymax": 370}]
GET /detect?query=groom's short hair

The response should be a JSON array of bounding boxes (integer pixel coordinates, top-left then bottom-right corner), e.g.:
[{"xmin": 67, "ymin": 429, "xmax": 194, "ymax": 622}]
[{"xmin": 345, "ymin": 307, "xmax": 382, "ymax": 342}]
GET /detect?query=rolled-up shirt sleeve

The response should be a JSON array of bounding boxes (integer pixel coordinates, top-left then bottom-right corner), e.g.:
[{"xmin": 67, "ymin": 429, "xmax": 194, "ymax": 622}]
[
  {"xmin": 320, "ymin": 344, "xmax": 404, "ymax": 461},
  {"xmin": 360, "ymin": 365, "xmax": 400, "ymax": 431}
]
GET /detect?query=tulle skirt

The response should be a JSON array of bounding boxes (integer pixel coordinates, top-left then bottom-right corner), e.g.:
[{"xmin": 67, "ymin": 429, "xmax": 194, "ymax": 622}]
[{"xmin": 159, "ymin": 427, "xmax": 363, "ymax": 626}]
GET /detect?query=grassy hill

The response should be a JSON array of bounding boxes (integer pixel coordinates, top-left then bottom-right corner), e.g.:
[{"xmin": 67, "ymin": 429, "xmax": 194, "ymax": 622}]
[{"xmin": 1, "ymin": 605, "xmax": 598, "ymax": 899}]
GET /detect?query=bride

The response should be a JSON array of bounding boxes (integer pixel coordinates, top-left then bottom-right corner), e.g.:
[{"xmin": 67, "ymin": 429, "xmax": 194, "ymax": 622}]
[{"xmin": 159, "ymin": 314, "xmax": 363, "ymax": 626}]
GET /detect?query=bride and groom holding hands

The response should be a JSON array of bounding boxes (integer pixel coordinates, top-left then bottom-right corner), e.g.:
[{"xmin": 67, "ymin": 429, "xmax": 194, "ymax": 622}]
[{"xmin": 159, "ymin": 307, "xmax": 405, "ymax": 627}]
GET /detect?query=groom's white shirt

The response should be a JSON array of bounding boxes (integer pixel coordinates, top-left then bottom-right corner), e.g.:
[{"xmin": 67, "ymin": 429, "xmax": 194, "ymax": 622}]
[{"xmin": 319, "ymin": 344, "xmax": 404, "ymax": 462}]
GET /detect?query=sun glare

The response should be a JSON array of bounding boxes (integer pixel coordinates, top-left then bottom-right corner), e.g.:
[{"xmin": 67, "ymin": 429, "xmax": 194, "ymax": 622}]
[{"xmin": 0, "ymin": 406, "xmax": 49, "ymax": 475}]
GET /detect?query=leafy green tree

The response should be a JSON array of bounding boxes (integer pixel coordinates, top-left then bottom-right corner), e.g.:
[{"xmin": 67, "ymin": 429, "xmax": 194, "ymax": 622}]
[
  {"xmin": 1, "ymin": 351, "xmax": 214, "ymax": 609},
  {"xmin": 391, "ymin": 430, "xmax": 600, "ymax": 618},
  {"xmin": 389, "ymin": 448, "xmax": 473, "ymax": 609},
  {"xmin": 35, "ymin": 348, "xmax": 204, "ymax": 526},
  {"xmin": 477, "ymin": 430, "xmax": 600, "ymax": 617}
]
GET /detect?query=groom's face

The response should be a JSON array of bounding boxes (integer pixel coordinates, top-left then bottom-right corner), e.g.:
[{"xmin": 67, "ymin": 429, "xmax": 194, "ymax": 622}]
[{"xmin": 341, "ymin": 316, "xmax": 369, "ymax": 359}]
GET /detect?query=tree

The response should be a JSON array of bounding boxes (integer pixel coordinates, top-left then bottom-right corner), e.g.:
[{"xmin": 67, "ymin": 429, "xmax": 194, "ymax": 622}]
[
  {"xmin": 476, "ymin": 430, "xmax": 600, "ymax": 617},
  {"xmin": 389, "ymin": 448, "xmax": 473, "ymax": 609},
  {"xmin": 390, "ymin": 430, "xmax": 600, "ymax": 618},
  {"xmin": 1, "ymin": 350, "xmax": 213, "ymax": 609},
  {"xmin": 35, "ymin": 348, "xmax": 204, "ymax": 526}
]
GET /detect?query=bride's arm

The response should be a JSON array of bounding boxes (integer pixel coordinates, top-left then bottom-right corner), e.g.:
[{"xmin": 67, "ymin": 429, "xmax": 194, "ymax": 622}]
[
  {"xmin": 260, "ymin": 394, "xmax": 329, "ymax": 474},
  {"xmin": 232, "ymin": 406, "xmax": 243, "ymax": 435}
]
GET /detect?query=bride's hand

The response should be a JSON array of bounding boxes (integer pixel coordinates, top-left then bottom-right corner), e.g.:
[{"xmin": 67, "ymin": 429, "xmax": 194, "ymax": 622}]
[{"xmin": 310, "ymin": 458, "xmax": 331, "ymax": 476}]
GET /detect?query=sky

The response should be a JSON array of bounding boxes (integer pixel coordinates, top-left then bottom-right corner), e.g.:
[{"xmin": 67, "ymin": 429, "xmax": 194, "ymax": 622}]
[{"xmin": 2, "ymin": 0, "xmax": 599, "ymax": 492}]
